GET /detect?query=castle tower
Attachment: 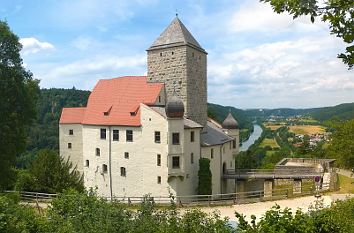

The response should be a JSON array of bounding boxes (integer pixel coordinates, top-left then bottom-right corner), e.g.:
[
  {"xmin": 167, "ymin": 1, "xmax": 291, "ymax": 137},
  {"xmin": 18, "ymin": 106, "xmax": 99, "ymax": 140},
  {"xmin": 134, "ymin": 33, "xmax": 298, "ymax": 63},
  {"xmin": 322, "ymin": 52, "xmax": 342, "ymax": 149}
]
[
  {"xmin": 147, "ymin": 17, "xmax": 207, "ymax": 126},
  {"xmin": 222, "ymin": 111, "xmax": 240, "ymax": 154}
]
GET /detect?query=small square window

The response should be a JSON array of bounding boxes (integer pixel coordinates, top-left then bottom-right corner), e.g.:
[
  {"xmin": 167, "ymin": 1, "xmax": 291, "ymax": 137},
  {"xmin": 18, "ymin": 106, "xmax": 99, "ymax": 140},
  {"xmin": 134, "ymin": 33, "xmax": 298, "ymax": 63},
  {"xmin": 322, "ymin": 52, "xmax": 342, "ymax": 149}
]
[
  {"xmin": 172, "ymin": 156, "xmax": 180, "ymax": 169},
  {"xmin": 190, "ymin": 131, "xmax": 195, "ymax": 142},
  {"xmin": 69, "ymin": 129, "xmax": 73, "ymax": 135},
  {"xmin": 124, "ymin": 152, "xmax": 129, "ymax": 159},
  {"xmin": 100, "ymin": 128, "xmax": 106, "ymax": 139},
  {"xmin": 85, "ymin": 160, "xmax": 89, "ymax": 167},
  {"xmin": 68, "ymin": 143, "xmax": 72, "ymax": 149},
  {"xmin": 155, "ymin": 131, "xmax": 161, "ymax": 143},
  {"xmin": 211, "ymin": 148, "xmax": 214, "ymax": 159},
  {"xmin": 126, "ymin": 130, "xmax": 133, "ymax": 142},
  {"xmin": 96, "ymin": 148, "xmax": 100, "ymax": 156},
  {"xmin": 157, "ymin": 154, "xmax": 161, "ymax": 166},
  {"xmin": 120, "ymin": 167, "xmax": 126, "ymax": 177},
  {"xmin": 191, "ymin": 153, "xmax": 194, "ymax": 164},
  {"xmin": 172, "ymin": 133, "xmax": 180, "ymax": 145},
  {"xmin": 102, "ymin": 164, "xmax": 108, "ymax": 173},
  {"xmin": 113, "ymin": 130, "xmax": 119, "ymax": 141},
  {"xmin": 157, "ymin": 176, "xmax": 161, "ymax": 184}
]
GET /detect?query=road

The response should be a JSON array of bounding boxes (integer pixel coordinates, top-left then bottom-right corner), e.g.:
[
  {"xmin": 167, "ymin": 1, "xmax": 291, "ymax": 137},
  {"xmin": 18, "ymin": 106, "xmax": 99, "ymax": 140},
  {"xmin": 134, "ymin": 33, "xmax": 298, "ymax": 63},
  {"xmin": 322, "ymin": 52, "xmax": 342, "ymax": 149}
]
[{"xmin": 198, "ymin": 193, "xmax": 353, "ymax": 222}]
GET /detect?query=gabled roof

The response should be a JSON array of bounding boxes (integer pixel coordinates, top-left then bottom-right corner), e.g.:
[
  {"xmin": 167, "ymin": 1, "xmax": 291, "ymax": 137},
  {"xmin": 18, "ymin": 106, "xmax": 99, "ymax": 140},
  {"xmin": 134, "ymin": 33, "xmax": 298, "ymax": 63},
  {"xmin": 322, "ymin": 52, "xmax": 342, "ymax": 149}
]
[
  {"xmin": 201, "ymin": 121, "xmax": 234, "ymax": 146},
  {"xmin": 60, "ymin": 76, "xmax": 164, "ymax": 126},
  {"xmin": 148, "ymin": 17, "xmax": 206, "ymax": 53},
  {"xmin": 60, "ymin": 107, "xmax": 86, "ymax": 124}
]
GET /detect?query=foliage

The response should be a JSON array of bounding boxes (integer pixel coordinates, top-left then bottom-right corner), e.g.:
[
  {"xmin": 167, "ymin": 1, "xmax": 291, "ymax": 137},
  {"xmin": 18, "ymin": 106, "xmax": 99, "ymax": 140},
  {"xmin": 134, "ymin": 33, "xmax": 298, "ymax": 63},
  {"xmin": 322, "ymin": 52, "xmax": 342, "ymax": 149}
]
[
  {"xmin": 236, "ymin": 198, "xmax": 354, "ymax": 233},
  {"xmin": 260, "ymin": 0, "xmax": 354, "ymax": 69},
  {"xmin": 312, "ymin": 102, "xmax": 354, "ymax": 122},
  {"xmin": 0, "ymin": 194, "xmax": 45, "ymax": 233},
  {"xmin": 327, "ymin": 119, "xmax": 354, "ymax": 169},
  {"xmin": 17, "ymin": 88, "xmax": 90, "ymax": 168},
  {"xmin": 16, "ymin": 149, "xmax": 84, "ymax": 193},
  {"xmin": 208, "ymin": 103, "xmax": 253, "ymax": 141},
  {"xmin": 0, "ymin": 20, "xmax": 40, "ymax": 190},
  {"xmin": 198, "ymin": 158, "xmax": 212, "ymax": 195}
]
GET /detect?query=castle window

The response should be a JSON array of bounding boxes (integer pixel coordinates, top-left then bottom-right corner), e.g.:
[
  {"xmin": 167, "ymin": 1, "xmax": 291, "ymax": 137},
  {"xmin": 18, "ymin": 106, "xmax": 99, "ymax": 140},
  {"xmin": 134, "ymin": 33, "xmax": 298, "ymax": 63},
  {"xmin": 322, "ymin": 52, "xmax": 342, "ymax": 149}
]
[
  {"xmin": 102, "ymin": 164, "xmax": 108, "ymax": 173},
  {"xmin": 158, "ymin": 96, "xmax": 161, "ymax": 103},
  {"xmin": 68, "ymin": 143, "xmax": 72, "ymax": 149},
  {"xmin": 124, "ymin": 152, "xmax": 129, "ymax": 159},
  {"xmin": 120, "ymin": 167, "xmax": 126, "ymax": 177},
  {"xmin": 113, "ymin": 130, "xmax": 119, "ymax": 141},
  {"xmin": 172, "ymin": 156, "xmax": 180, "ymax": 169},
  {"xmin": 191, "ymin": 153, "xmax": 194, "ymax": 164},
  {"xmin": 192, "ymin": 52, "xmax": 194, "ymax": 57},
  {"xmin": 171, "ymin": 51, "xmax": 174, "ymax": 55},
  {"xmin": 211, "ymin": 148, "xmax": 214, "ymax": 159},
  {"xmin": 100, "ymin": 128, "xmax": 106, "ymax": 139},
  {"xmin": 233, "ymin": 140, "xmax": 236, "ymax": 149},
  {"xmin": 230, "ymin": 161, "xmax": 233, "ymax": 168},
  {"xmin": 157, "ymin": 154, "xmax": 161, "ymax": 166},
  {"xmin": 160, "ymin": 52, "xmax": 162, "ymax": 57},
  {"xmin": 155, "ymin": 131, "xmax": 161, "ymax": 143},
  {"xmin": 126, "ymin": 130, "xmax": 133, "ymax": 142},
  {"xmin": 190, "ymin": 131, "xmax": 195, "ymax": 142},
  {"xmin": 230, "ymin": 142, "xmax": 232, "ymax": 149},
  {"xmin": 85, "ymin": 160, "xmax": 89, "ymax": 167},
  {"xmin": 96, "ymin": 148, "xmax": 100, "ymax": 156},
  {"xmin": 69, "ymin": 129, "xmax": 73, "ymax": 135},
  {"xmin": 157, "ymin": 176, "xmax": 161, "ymax": 184},
  {"xmin": 223, "ymin": 147, "xmax": 226, "ymax": 153},
  {"xmin": 172, "ymin": 133, "xmax": 180, "ymax": 145}
]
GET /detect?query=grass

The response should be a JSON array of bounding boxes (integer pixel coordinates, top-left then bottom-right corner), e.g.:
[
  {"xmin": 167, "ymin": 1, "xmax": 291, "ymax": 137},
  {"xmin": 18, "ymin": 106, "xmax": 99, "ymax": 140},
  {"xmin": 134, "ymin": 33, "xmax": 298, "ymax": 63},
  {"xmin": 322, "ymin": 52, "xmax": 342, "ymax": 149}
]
[
  {"xmin": 264, "ymin": 123, "xmax": 285, "ymax": 131},
  {"xmin": 260, "ymin": 138, "xmax": 280, "ymax": 148},
  {"xmin": 288, "ymin": 125, "xmax": 325, "ymax": 135},
  {"xmin": 337, "ymin": 174, "xmax": 354, "ymax": 194}
]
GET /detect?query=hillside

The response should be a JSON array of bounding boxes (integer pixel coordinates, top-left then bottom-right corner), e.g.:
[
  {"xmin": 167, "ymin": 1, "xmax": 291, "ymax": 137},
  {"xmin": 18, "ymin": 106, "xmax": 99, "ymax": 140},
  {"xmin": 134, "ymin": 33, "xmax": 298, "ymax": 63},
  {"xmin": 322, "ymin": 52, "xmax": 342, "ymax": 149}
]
[
  {"xmin": 243, "ymin": 103, "xmax": 354, "ymax": 122},
  {"xmin": 207, "ymin": 103, "xmax": 252, "ymax": 129},
  {"xmin": 311, "ymin": 103, "xmax": 354, "ymax": 121}
]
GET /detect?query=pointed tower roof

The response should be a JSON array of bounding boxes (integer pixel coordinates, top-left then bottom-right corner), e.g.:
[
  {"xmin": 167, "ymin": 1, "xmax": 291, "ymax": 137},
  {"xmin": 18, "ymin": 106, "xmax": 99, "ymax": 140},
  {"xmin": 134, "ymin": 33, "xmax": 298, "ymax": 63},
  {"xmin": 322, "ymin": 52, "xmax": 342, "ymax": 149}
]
[
  {"xmin": 148, "ymin": 17, "xmax": 206, "ymax": 53},
  {"xmin": 222, "ymin": 111, "xmax": 239, "ymax": 129}
]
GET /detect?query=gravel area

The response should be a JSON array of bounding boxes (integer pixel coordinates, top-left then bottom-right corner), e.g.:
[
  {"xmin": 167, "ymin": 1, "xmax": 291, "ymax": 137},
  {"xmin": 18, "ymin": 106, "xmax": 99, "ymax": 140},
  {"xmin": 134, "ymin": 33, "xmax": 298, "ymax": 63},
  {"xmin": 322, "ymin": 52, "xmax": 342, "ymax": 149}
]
[{"xmin": 198, "ymin": 194, "xmax": 353, "ymax": 222}]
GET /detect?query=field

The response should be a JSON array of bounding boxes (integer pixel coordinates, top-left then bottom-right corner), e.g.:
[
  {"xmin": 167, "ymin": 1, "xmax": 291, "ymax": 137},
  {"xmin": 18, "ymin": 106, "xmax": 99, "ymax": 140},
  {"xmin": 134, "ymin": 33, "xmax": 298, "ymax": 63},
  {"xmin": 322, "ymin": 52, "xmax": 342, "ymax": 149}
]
[
  {"xmin": 337, "ymin": 174, "xmax": 354, "ymax": 194},
  {"xmin": 264, "ymin": 123, "xmax": 285, "ymax": 131},
  {"xmin": 260, "ymin": 138, "xmax": 280, "ymax": 148},
  {"xmin": 288, "ymin": 125, "xmax": 325, "ymax": 135}
]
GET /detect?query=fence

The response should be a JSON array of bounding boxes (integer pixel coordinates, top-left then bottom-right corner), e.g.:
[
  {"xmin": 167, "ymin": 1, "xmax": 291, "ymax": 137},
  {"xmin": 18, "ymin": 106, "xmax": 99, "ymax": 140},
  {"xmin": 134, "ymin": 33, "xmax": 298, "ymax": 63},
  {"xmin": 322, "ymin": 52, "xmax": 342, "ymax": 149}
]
[{"xmin": 4, "ymin": 183, "xmax": 329, "ymax": 206}]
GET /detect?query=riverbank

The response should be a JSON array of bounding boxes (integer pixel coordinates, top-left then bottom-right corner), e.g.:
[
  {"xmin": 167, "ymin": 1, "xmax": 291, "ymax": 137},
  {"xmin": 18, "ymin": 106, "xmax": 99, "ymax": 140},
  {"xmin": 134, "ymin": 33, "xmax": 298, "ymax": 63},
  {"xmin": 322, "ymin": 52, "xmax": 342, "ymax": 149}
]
[{"xmin": 240, "ymin": 124, "xmax": 263, "ymax": 151}]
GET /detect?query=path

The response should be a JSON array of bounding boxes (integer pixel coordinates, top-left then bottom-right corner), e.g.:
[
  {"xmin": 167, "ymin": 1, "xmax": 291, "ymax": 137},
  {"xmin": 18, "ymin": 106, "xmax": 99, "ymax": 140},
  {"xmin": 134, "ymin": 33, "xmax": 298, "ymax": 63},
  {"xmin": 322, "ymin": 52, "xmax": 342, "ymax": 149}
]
[{"xmin": 198, "ymin": 194, "xmax": 353, "ymax": 222}]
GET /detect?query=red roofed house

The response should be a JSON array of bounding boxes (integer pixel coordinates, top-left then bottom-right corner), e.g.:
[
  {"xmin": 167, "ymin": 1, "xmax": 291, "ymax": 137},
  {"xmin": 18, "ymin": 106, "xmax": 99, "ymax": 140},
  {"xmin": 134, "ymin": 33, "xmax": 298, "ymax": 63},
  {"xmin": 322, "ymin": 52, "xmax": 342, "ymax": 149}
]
[{"xmin": 59, "ymin": 17, "xmax": 239, "ymax": 200}]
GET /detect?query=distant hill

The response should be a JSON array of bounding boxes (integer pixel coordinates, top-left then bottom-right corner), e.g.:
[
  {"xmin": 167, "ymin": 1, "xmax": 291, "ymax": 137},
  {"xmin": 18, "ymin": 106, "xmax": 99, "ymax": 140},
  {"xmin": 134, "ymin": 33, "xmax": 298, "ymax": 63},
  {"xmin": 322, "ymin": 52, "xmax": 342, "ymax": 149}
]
[
  {"xmin": 207, "ymin": 103, "xmax": 252, "ymax": 130},
  {"xmin": 243, "ymin": 103, "xmax": 354, "ymax": 122},
  {"xmin": 310, "ymin": 103, "xmax": 354, "ymax": 121}
]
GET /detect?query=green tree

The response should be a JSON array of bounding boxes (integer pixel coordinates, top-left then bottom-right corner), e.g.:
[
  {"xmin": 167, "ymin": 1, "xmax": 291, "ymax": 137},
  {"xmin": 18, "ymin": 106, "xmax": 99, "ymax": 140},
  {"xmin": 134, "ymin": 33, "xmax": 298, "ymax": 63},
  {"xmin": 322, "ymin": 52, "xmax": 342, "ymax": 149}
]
[
  {"xmin": 0, "ymin": 20, "xmax": 39, "ymax": 190},
  {"xmin": 261, "ymin": 0, "xmax": 354, "ymax": 69},
  {"xmin": 198, "ymin": 158, "xmax": 212, "ymax": 195},
  {"xmin": 327, "ymin": 119, "xmax": 354, "ymax": 169},
  {"xmin": 18, "ymin": 149, "xmax": 84, "ymax": 193}
]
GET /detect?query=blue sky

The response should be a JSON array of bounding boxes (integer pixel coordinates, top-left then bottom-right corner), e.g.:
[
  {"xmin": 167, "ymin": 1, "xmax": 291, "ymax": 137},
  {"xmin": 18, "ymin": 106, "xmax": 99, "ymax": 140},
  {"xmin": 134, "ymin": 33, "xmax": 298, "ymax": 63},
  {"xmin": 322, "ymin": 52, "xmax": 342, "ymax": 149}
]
[{"xmin": 2, "ymin": 0, "xmax": 353, "ymax": 109}]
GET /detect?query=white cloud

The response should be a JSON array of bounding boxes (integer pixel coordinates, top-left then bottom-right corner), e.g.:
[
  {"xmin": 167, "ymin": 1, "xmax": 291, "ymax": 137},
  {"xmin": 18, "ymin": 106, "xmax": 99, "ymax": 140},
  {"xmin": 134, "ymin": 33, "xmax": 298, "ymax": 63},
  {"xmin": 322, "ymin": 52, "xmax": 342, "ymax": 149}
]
[
  {"xmin": 19, "ymin": 37, "xmax": 54, "ymax": 55},
  {"xmin": 35, "ymin": 54, "xmax": 146, "ymax": 89},
  {"xmin": 228, "ymin": 0, "xmax": 326, "ymax": 33},
  {"xmin": 208, "ymin": 35, "xmax": 354, "ymax": 108}
]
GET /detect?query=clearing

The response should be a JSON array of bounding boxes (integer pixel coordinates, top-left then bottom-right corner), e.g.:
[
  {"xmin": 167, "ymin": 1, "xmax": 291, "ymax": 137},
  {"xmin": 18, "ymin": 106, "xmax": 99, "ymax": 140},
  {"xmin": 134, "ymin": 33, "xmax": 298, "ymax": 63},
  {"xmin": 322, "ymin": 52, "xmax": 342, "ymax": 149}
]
[
  {"xmin": 260, "ymin": 138, "xmax": 280, "ymax": 148},
  {"xmin": 288, "ymin": 125, "xmax": 325, "ymax": 135}
]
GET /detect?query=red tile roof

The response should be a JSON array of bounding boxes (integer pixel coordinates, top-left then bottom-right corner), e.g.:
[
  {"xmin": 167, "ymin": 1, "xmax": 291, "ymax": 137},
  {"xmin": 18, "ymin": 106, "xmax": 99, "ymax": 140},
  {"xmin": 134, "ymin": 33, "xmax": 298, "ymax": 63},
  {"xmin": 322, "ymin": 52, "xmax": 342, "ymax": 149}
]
[
  {"xmin": 59, "ymin": 76, "xmax": 164, "ymax": 126},
  {"xmin": 60, "ymin": 107, "xmax": 86, "ymax": 124}
]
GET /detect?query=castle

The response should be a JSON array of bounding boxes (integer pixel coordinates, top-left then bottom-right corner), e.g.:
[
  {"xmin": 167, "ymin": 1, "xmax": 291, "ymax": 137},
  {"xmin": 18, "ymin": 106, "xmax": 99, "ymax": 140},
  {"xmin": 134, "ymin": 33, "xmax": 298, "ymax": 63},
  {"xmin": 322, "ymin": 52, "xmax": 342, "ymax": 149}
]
[{"xmin": 59, "ymin": 17, "xmax": 239, "ymax": 198}]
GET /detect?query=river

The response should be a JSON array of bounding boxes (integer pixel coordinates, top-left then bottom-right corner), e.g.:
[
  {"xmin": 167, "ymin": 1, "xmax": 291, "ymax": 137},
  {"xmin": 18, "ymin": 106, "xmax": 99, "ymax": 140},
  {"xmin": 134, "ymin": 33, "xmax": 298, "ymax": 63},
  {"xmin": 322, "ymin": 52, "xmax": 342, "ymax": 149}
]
[{"xmin": 240, "ymin": 124, "xmax": 263, "ymax": 151}]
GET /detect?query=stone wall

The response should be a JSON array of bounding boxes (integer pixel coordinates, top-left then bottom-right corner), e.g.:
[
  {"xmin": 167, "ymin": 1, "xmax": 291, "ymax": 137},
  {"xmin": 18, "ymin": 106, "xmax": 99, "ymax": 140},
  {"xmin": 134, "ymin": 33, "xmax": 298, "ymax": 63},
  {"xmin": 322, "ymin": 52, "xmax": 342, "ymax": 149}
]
[{"xmin": 147, "ymin": 45, "xmax": 207, "ymax": 126}]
